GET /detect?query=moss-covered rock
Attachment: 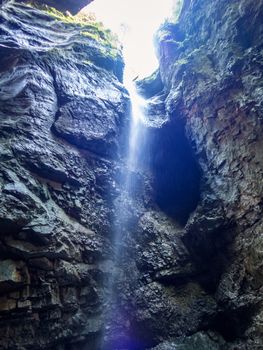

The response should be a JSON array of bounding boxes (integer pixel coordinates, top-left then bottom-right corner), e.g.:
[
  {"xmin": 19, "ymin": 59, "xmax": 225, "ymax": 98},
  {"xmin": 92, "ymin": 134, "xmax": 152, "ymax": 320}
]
[{"xmin": 6, "ymin": 1, "xmax": 124, "ymax": 80}]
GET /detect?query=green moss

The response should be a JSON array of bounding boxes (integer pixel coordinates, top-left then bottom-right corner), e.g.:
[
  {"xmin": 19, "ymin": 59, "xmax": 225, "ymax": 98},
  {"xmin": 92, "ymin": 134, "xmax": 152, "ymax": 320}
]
[
  {"xmin": 82, "ymin": 31, "xmax": 101, "ymax": 42},
  {"xmin": 99, "ymin": 46, "xmax": 120, "ymax": 60},
  {"xmin": 139, "ymin": 70, "xmax": 159, "ymax": 85},
  {"xmin": 25, "ymin": 2, "xmax": 120, "ymax": 53},
  {"xmin": 81, "ymin": 28, "xmax": 119, "ymax": 52},
  {"xmin": 26, "ymin": 3, "xmax": 92, "ymax": 25},
  {"xmin": 176, "ymin": 58, "xmax": 188, "ymax": 65},
  {"xmin": 82, "ymin": 60, "xmax": 93, "ymax": 65}
]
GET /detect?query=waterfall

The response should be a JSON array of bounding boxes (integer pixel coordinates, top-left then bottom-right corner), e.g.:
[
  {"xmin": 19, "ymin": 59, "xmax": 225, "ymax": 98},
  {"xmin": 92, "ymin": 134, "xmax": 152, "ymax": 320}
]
[
  {"xmin": 124, "ymin": 74, "xmax": 147, "ymax": 187},
  {"xmin": 99, "ymin": 65, "xmax": 149, "ymax": 349},
  {"xmin": 85, "ymin": 2, "xmax": 176, "ymax": 347}
]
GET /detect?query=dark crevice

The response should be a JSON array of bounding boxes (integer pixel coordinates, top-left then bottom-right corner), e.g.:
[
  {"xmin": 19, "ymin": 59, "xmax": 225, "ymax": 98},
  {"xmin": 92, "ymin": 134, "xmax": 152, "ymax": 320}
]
[
  {"xmin": 210, "ymin": 305, "xmax": 258, "ymax": 342},
  {"xmin": 135, "ymin": 70, "xmax": 201, "ymax": 225},
  {"xmin": 183, "ymin": 221, "xmax": 237, "ymax": 294},
  {"xmin": 149, "ymin": 116, "xmax": 201, "ymax": 225}
]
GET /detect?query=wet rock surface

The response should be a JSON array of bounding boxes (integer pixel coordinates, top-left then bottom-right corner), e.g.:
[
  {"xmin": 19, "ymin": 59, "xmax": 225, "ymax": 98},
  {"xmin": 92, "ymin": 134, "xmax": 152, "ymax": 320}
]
[
  {"xmin": 141, "ymin": 0, "xmax": 263, "ymax": 348},
  {"xmin": 0, "ymin": 0, "xmax": 262, "ymax": 349},
  {"xmin": 151, "ymin": 332, "xmax": 225, "ymax": 350},
  {"xmin": 0, "ymin": 1, "xmax": 130, "ymax": 348}
]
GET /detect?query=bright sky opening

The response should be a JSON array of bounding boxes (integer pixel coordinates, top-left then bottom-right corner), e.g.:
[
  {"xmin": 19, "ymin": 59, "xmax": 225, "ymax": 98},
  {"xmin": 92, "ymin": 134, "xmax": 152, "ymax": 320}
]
[{"xmin": 83, "ymin": 0, "xmax": 175, "ymax": 79}]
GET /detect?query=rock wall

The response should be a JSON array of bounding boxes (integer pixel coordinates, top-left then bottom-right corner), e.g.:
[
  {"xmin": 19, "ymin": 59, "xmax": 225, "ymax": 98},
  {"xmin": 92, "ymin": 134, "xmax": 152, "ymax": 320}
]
[
  {"xmin": 0, "ymin": 1, "xmax": 131, "ymax": 348},
  {"xmin": 143, "ymin": 0, "xmax": 263, "ymax": 348},
  {"xmin": 0, "ymin": 0, "xmax": 262, "ymax": 349}
]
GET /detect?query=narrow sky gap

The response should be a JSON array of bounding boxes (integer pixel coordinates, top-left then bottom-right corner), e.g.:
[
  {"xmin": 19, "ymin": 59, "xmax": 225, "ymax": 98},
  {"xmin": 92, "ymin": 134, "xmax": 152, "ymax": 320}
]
[
  {"xmin": 81, "ymin": 2, "xmax": 176, "ymax": 346},
  {"xmin": 83, "ymin": 0, "xmax": 175, "ymax": 78}
]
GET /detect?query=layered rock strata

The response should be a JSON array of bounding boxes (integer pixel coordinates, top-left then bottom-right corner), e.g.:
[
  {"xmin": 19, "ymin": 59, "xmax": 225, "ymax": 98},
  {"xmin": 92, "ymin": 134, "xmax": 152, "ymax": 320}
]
[
  {"xmin": 140, "ymin": 0, "xmax": 263, "ymax": 348},
  {"xmin": 0, "ymin": 0, "xmax": 262, "ymax": 349},
  {"xmin": 0, "ymin": 1, "xmax": 130, "ymax": 348}
]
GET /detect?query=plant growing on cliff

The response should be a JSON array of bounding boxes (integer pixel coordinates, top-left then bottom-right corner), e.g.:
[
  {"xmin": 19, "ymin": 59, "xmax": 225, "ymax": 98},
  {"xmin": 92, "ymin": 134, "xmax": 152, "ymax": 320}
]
[{"xmin": 25, "ymin": 2, "xmax": 120, "ymax": 54}]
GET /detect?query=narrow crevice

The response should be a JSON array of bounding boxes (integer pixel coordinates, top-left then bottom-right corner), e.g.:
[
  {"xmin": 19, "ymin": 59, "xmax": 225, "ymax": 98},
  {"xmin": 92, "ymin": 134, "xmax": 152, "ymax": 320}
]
[
  {"xmin": 149, "ymin": 116, "xmax": 201, "ymax": 225},
  {"xmin": 210, "ymin": 304, "xmax": 258, "ymax": 342}
]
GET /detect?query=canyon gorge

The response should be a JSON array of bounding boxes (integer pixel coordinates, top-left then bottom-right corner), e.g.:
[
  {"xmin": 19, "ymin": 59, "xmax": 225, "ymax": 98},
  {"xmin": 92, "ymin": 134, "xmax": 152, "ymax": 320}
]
[{"xmin": 0, "ymin": 0, "xmax": 262, "ymax": 349}]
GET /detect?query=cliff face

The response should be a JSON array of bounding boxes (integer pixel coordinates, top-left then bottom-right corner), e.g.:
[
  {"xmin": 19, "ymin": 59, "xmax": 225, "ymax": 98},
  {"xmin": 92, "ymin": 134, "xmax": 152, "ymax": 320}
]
[
  {"xmin": 0, "ymin": 1, "xmax": 131, "ymax": 348},
  {"xmin": 145, "ymin": 0, "xmax": 263, "ymax": 348},
  {"xmin": 0, "ymin": 0, "xmax": 262, "ymax": 349}
]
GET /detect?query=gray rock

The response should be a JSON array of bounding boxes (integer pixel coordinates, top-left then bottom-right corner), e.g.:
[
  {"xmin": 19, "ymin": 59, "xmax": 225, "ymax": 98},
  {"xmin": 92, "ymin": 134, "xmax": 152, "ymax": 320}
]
[
  {"xmin": 0, "ymin": 0, "xmax": 262, "ymax": 349},
  {"xmin": 0, "ymin": 260, "xmax": 24, "ymax": 286},
  {"xmin": 151, "ymin": 332, "xmax": 225, "ymax": 349}
]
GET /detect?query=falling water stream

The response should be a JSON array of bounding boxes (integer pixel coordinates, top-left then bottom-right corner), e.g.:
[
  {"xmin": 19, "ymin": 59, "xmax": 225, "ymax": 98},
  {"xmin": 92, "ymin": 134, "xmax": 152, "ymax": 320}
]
[
  {"xmin": 100, "ymin": 65, "xmax": 149, "ymax": 349},
  {"xmin": 124, "ymin": 76, "xmax": 147, "ymax": 184},
  {"xmin": 85, "ymin": 1, "xmax": 177, "ymax": 347}
]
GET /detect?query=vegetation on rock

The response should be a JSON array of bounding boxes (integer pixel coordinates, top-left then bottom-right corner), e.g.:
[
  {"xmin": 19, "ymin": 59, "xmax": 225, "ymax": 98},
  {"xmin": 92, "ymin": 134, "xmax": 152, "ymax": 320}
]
[{"xmin": 26, "ymin": 2, "xmax": 120, "ymax": 55}]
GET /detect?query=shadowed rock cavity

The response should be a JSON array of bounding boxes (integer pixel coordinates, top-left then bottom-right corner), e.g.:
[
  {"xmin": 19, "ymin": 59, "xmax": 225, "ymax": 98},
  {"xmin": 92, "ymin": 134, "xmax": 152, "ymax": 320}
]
[
  {"xmin": 137, "ymin": 83, "xmax": 201, "ymax": 226},
  {"xmin": 150, "ymin": 117, "xmax": 201, "ymax": 225},
  {"xmin": 0, "ymin": 0, "xmax": 262, "ymax": 349}
]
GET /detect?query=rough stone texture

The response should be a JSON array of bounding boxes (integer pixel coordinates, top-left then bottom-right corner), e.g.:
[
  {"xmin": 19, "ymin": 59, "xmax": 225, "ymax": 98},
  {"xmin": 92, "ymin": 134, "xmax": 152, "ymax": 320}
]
[
  {"xmin": 0, "ymin": 0, "xmax": 262, "ymax": 349},
  {"xmin": 0, "ymin": 2, "xmax": 131, "ymax": 349},
  {"xmin": 151, "ymin": 332, "xmax": 225, "ymax": 350},
  {"xmin": 143, "ymin": 0, "xmax": 263, "ymax": 348}
]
